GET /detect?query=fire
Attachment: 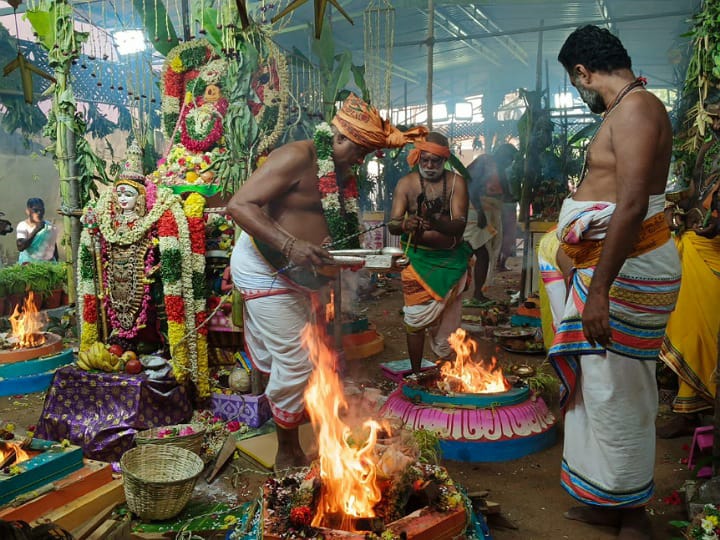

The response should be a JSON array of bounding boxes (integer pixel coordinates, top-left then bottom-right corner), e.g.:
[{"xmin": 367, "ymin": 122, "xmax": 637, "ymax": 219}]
[
  {"xmin": 8, "ymin": 292, "xmax": 46, "ymax": 349},
  {"xmin": 302, "ymin": 323, "xmax": 381, "ymax": 530},
  {"xmin": 0, "ymin": 441, "xmax": 32, "ymax": 468},
  {"xmin": 439, "ymin": 329, "xmax": 510, "ymax": 394},
  {"xmin": 325, "ymin": 290, "xmax": 335, "ymax": 322}
]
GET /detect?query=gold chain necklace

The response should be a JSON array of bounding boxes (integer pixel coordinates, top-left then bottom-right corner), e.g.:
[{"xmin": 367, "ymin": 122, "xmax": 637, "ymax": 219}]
[{"xmin": 574, "ymin": 78, "xmax": 646, "ymax": 191}]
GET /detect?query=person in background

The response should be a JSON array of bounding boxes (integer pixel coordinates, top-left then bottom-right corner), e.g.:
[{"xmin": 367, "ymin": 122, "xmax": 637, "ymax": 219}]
[
  {"xmin": 462, "ymin": 143, "xmax": 517, "ymax": 307},
  {"xmin": 16, "ymin": 198, "xmax": 58, "ymax": 263},
  {"xmin": 541, "ymin": 25, "xmax": 681, "ymax": 539},
  {"xmin": 228, "ymin": 93, "xmax": 426, "ymax": 472},
  {"xmin": 387, "ymin": 132, "xmax": 471, "ymax": 375},
  {"xmin": 657, "ymin": 103, "xmax": 720, "ymax": 439}
]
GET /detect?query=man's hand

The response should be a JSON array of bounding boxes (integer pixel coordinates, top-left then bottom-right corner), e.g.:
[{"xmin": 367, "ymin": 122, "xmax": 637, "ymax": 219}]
[
  {"xmin": 582, "ymin": 289, "xmax": 611, "ymax": 347},
  {"xmin": 403, "ymin": 215, "xmax": 429, "ymax": 233},
  {"xmin": 288, "ymin": 239, "xmax": 333, "ymax": 267},
  {"xmin": 694, "ymin": 216, "xmax": 719, "ymax": 239}
]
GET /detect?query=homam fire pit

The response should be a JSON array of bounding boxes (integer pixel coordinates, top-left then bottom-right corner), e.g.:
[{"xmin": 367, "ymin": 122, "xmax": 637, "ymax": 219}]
[
  {"xmin": 261, "ymin": 323, "xmax": 469, "ymax": 540},
  {"xmin": 0, "ymin": 293, "xmax": 73, "ymax": 396},
  {"xmin": 0, "ymin": 437, "xmax": 83, "ymax": 506},
  {"xmin": 381, "ymin": 329, "xmax": 557, "ymax": 462}
]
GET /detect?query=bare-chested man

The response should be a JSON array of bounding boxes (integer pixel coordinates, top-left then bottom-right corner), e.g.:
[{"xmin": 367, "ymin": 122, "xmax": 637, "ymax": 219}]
[
  {"xmin": 387, "ymin": 132, "xmax": 471, "ymax": 375},
  {"xmin": 538, "ymin": 25, "xmax": 681, "ymax": 539},
  {"xmin": 228, "ymin": 93, "xmax": 426, "ymax": 472}
]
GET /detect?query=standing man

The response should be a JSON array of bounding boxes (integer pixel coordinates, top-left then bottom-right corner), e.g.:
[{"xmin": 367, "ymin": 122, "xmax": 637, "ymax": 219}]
[
  {"xmin": 228, "ymin": 93, "xmax": 425, "ymax": 472},
  {"xmin": 16, "ymin": 198, "xmax": 58, "ymax": 263},
  {"xmin": 541, "ymin": 25, "xmax": 681, "ymax": 539},
  {"xmin": 387, "ymin": 132, "xmax": 471, "ymax": 375}
]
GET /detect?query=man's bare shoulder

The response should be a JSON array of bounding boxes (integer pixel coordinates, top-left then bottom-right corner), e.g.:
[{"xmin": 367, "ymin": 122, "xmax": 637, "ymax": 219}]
[
  {"xmin": 269, "ymin": 139, "xmax": 315, "ymax": 164},
  {"xmin": 397, "ymin": 171, "xmax": 419, "ymax": 190},
  {"xmin": 619, "ymin": 89, "xmax": 669, "ymax": 122}
]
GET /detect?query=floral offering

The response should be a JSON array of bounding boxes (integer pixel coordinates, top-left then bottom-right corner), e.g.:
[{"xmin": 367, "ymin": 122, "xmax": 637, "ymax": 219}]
[{"xmin": 683, "ymin": 504, "xmax": 720, "ymax": 539}]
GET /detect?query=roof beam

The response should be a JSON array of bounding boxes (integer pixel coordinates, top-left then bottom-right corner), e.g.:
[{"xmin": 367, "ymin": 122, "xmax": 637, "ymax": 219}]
[
  {"xmin": 457, "ymin": 5, "xmax": 528, "ymax": 65},
  {"xmin": 425, "ymin": 6, "xmax": 502, "ymax": 66},
  {"xmin": 395, "ymin": 10, "xmax": 691, "ymax": 47}
]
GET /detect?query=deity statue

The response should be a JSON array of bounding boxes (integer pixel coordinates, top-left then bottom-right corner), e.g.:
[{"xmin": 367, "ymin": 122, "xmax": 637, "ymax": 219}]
[{"xmin": 78, "ymin": 140, "xmax": 210, "ymax": 395}]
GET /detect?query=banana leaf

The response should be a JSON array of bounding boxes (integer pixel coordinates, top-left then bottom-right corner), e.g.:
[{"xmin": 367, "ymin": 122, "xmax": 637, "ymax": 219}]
[{"xmin": 131, "ymin": 0, "xmax": 178, "ymax": 56}]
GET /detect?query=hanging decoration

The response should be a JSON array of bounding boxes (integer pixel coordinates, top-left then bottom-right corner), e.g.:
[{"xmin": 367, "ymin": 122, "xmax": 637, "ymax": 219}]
[
  {"xmin": 363, "ymin": 0, "xmax": 395, "ymax": 113},
  {"xmin": 271, "ymin": 0, "xmax": 354, "ymax": 39}
]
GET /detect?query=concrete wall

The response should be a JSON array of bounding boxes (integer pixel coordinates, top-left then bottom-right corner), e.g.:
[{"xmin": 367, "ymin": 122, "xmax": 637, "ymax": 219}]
[{"xmin": 0, "ymin": 134, "xmax": 64, "ymax": 266}]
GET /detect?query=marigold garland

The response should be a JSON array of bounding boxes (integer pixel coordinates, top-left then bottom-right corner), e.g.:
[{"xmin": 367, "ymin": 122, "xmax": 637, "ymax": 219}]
[{"xmin": 78, "ymin": 184, "xmax": 209, "ymax": 397}]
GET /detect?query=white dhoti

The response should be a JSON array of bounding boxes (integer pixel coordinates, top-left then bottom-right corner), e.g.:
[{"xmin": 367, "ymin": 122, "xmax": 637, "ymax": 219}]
[
  {"xmin": 231, "ymin": 233, "xmax": 318, "ymax": 428},
  {"xmin": 542, "ymin": 194, "xmax": 681, "ymax": 507}
]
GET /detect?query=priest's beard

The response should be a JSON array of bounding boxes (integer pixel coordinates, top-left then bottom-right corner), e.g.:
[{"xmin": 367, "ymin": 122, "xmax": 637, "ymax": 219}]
[{"xmin": 576, "ymin": 84, "xmax": 606, "ymax": 114}]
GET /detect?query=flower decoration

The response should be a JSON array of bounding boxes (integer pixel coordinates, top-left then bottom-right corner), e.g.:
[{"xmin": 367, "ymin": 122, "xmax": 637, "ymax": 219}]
[
  {"xmin": 682, "ymin": 504, "xmax": 720, "ymax": 540},
  {"xmin": 78, "ymin": 184, "xmax": 210, "ymax": 397},
  {"xmin": 313, "ymin": 122, "xmax": 360, "ymax": 249}
]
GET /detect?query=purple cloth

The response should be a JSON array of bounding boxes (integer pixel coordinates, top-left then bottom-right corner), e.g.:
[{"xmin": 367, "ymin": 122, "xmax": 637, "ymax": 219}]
[{"xmin": 36, "ymin": 365, "xmax": 192, "ymax": 462}]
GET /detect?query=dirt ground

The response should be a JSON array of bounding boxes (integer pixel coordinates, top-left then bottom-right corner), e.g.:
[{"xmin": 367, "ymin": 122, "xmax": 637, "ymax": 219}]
[{"xmin": 0, "ymin": 255, "xmax": 695, "ymax": 539}]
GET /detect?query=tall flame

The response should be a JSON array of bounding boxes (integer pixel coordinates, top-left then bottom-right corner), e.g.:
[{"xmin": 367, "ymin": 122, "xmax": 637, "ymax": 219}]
[
  {"xmin": 439, "ymin": 328, "xmax": 509, "ymax": 394},
  {"xmin": 302, "ymin": 323, "xmax": 381, "ymax": 530},
  {"xmin": 8, "ymin": 292, "xmax": 46, "ymax": 348}
]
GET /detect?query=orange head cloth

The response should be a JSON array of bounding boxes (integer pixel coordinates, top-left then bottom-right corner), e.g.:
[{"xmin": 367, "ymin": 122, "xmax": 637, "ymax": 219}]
[
  {"xmin": 406, "ymin": 140, "xmax": 452, "ymax": 167},
  {"xmin": 331, "ymin": 93, "xmax": 428, "ymax": 150}
]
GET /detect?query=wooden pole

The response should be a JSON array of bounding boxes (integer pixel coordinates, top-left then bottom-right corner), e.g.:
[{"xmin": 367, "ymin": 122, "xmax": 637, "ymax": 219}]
[
  {"xmin": 518, "ymin": 20, "xmax": 543, "ymax": 301},
  {"xmin": 426, "ymin": 0, "xmax": 434, "ymax": 130}
]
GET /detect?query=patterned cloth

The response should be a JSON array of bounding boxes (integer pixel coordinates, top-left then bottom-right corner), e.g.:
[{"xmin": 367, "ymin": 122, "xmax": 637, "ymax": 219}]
[
  {"xmin": 400, "ymin": 241, "xmax": 471, "ymax": 358},
  {"xmin": 540, "ymin": 194, "xmax": 681, "ymax": 508},
  {"xmin": 331, "ymin": 92, "xmax": 427, "ymax": 150},
  {"xmin": 659, "ymin": 232, "xmax": 720, "ymax": 413},
  {"xmin": 36, "ymin": 365, "xmax": 192, "ymax": 462}
]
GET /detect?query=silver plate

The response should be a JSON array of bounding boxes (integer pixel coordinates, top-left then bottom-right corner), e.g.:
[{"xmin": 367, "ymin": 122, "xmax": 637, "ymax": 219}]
[{"xmin": 329, "ymin": 256, "xmax": 366, "ymax": 266}]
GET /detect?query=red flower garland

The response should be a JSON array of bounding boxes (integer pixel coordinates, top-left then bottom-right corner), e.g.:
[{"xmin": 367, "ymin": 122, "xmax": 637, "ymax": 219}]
[
  {"xmin": 317, "ymin": 172, "xmax": 359, "ymax": 199},
  {"xmin": 159, "ymin": 211, "xmax": 179, "ymax": 236},
  {"xmin": 187, "ymin": 218, "xmax": 206, "ymax": 254},
  {"xmin": 180, "ymin": 98, "xmax": 229, "ymax": 153},
  {"xmin": 165, "ymin": 295, "xmax": 185, "ymax": 322},
  {"xmin": 83, "ymin": 294, "xmax": 98, "ymax": 323},
  {"xmin": 195, "ymin": 311, "xmax": 208, "ymax": 335}
]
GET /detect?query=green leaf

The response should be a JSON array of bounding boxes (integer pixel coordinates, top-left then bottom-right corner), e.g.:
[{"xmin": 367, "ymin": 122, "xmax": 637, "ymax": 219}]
[
  {"xmin": 668, "ymin": 520, "xmax": 690, "ymax": 529},
  {"xmin": 131, "ymin": 0, "xmax": 179, "ymax": 56},
  {"xmin": 312, "ymin": 25, "xmax": 335, "ymax": 74},
  {"xmin": 196, "ymin": 7, "xmax": 223, "ymax": 53},
  {"xmin": 351, "ymin": 64, "xmax": 370, "ymax": 104},
  {"xmin": 24, "ymin": 9, "xmax": 57, "ymax": 50}
]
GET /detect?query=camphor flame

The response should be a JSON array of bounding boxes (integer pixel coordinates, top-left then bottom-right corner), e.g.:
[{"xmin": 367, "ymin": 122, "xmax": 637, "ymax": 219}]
[
  {"xmin": 8, "ymin": 292, "xmax": 46, "ymax": 349},
  {"xmin": 302, "ymin": 323, "xmax": 382, "ymax": 530},
  {"xmin": 439, "ymin": 328, "xmax": 509, "ymax": 394}
]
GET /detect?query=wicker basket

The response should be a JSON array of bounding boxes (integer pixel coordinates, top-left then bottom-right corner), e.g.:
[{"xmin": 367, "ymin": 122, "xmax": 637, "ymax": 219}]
[
  {"xmin": 134, "ymin": 423, "xmax": 205, "ymax": 456},
  {"xmin": 120, "ymin": 445, "xmax": 204, "ymax": 521}
]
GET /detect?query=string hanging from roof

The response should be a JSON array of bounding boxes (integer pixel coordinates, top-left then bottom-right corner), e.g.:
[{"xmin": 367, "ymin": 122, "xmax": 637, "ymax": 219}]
[{"xmin": 363, "ymin": 0, "xmax": 394, "ymax": 115}]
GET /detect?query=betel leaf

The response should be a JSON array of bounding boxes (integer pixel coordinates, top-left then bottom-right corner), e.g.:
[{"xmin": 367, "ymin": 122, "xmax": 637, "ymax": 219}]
[{"xmin": 131, "ymin": 0, "xmax": 179, "ymax": 56}]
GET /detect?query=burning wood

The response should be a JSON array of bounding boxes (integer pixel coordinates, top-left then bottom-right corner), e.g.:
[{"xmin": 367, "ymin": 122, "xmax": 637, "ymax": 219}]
[
  {"xmin": 438, "ymin": 329, "xmax": 510, "ymax": 394},
  {"xmin": 325, "ymin": 290, "xmax": 335, "ymax": 322},
  {"xmin": 8, "ymin": 292, "xmax": 47, "ymax": 349},
  {"xmin": 0, "ymin": 441, "xmax": 32, "ymax": 469}
]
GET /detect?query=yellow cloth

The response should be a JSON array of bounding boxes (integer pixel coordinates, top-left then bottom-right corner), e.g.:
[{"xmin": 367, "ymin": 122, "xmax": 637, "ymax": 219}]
[
  {"xmin": 331, "ymin": 93, "xmax": 427, "ymax": 150},
  {"xmin": 537, "ymin": 230, "xmax": 561, "ymax": 351},
  {"xmin": 561, "ymin": 212, "xmax": 670, "ymax": 268},
  {"xmin": 660, "ymin": 232, "xmax": 720, "ymax": 413}
]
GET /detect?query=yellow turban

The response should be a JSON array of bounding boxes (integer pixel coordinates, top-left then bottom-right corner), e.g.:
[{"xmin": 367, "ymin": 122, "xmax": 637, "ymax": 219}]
[{"xmin": 331, "ymin": 93, "xmax": 428, "ymax": 150}]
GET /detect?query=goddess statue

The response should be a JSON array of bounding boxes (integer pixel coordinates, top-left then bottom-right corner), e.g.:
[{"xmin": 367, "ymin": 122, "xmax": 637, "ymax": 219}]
[{"xmin": 78, "ymin": 141, "xmax": 210, "ymax": 395}]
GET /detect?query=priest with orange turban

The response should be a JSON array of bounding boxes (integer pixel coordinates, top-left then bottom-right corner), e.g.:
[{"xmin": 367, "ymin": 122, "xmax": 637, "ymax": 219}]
[
  {"xmin": 227, "ymin": 93, "xmax": 424, "ymax": 472},
  {"xmin": 387, "ymin": 131, "xmax": 472, "ymax": 375}
]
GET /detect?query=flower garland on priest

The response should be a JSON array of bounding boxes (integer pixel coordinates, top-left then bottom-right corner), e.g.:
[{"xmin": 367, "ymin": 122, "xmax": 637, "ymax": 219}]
[
  {"xmin": 314, "ymin": 122, "xmax": 361, "ymax": 249},
  {"xmin": 78, "ymin": 176, "xmax": 209, "ymax": 396}
]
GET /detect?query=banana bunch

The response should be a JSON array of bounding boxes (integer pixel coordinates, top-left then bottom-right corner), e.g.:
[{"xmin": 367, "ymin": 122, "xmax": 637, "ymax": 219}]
[{"xmin": 76, "ymin": 342, "xmax": 122, "ymax": 372}]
